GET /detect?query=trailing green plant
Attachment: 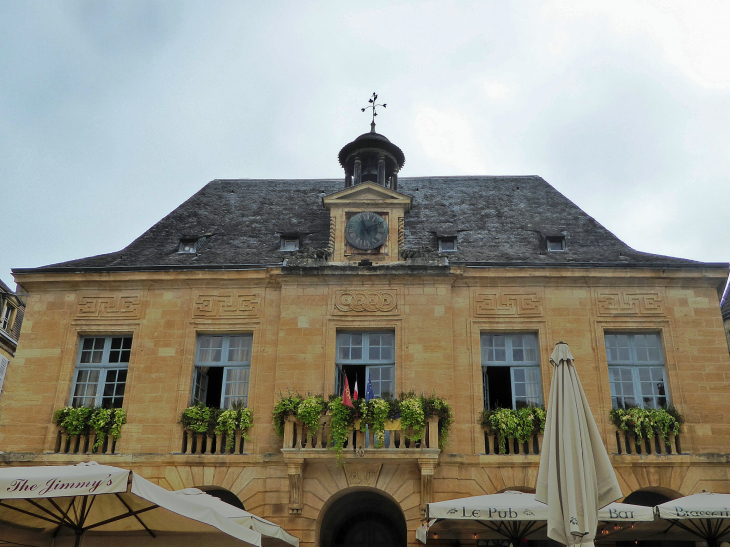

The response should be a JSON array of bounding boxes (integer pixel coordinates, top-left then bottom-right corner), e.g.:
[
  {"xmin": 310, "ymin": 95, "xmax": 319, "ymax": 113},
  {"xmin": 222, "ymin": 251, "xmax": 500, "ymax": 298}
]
[
  {"xmin": 609, "ymin": 406, "xmax": 682, "ymax": 445},
  {"xmin": 328, "ymin": 397, "xmax": 356, "ymax": 460},
  {"xmin": 53, "ymin": 406, "xmax": 127, "ymax": 451},
  {"xmin": 181, "ymin": 402, "xmax": 215, "ymax": 435},
  {"xmin": 422, "ymin": 394, "xmax": 454, "ymax": 450},
  {"xmin": 398, "ymin": 393, "xmax": 425, "ymax": 442},
  {"xmin": 272, "ymin": 391, "xmax": 303, "ymax": 437},
  {"xmin": 296, "ymin": 395, "xmax": 327, "ymax": 433},
  {"xmin": 216, "ymin": 407, "xmax": 254, "ymax": 451},
  {"xmin": 53, "ymin": 406, "xmax": 93, "ymax": 435},
  {"xmin": 88, "ymin": 408, "xmax": 127, "ymax": 450},
  {"xmin": 361, "ymin": 398, "xmax": 390, "ymax": 447},
  {"xmin": 480, "ymin": 406, "xmax": 547, "ymax": 454}
]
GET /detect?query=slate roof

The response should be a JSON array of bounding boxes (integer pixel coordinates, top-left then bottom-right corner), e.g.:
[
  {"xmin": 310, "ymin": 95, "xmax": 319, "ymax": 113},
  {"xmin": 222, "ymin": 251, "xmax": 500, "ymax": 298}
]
[{"xmin": 18, "ymin": 176, "xmax": 721, "ymax": 273}]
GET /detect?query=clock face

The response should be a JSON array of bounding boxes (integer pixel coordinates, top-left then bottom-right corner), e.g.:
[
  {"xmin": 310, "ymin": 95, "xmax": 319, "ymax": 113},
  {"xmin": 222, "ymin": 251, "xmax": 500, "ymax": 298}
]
[{"xmin": 345, "ymin": 212, "xmax": 389, "ymax": 250}]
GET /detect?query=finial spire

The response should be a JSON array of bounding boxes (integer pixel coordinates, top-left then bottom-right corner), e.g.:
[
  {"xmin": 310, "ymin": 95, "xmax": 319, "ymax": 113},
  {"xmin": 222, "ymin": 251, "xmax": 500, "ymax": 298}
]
[{"xmin": 361, "ymin": 92, "xmax": 387, "ymax": 132}]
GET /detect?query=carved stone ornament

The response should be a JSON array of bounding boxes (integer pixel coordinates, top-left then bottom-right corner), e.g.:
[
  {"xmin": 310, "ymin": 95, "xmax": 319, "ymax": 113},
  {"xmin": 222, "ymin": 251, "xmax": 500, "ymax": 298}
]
[
  {"xmin": 474, "ymin": 290, "xmax": 543, "ymax": 317},
  {"xmin": 193, "ymin": 291, "xmax": 260, "ymax": 318},
  {"xmin": 334, "ymin": 290, "xmax": 398, "ymax": 314},
  {"xmin": 595, "ymin": 290, "xmax": 665, "ymax": 316},
  {"xmin": 76, "ymin": 294, "xmax": 142, "ymax": 320},
  {"xmin": 344, "ymin": 464, "xmax": 382, "ymax": 487}
]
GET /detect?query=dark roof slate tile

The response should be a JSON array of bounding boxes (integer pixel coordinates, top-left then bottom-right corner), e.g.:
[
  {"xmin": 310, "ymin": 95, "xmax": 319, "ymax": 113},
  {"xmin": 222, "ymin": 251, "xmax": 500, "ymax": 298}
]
[{"xmin": 25, "ymin": 176, "xmax": 705, "ymax": 271}]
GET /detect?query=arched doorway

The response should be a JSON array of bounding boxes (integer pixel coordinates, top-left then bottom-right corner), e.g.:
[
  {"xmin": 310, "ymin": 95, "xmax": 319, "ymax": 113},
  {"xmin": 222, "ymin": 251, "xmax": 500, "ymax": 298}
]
[
  {"xmin": 193, "ymin": 485, "xmax": 245, "ymax": 510},
  {"xmin": 319, "ymin": 490, "xmax": 407, "ymax": 547},
  {"xmin": 619, "ymin": 489, "xmax": 693, "ymax": 547}
]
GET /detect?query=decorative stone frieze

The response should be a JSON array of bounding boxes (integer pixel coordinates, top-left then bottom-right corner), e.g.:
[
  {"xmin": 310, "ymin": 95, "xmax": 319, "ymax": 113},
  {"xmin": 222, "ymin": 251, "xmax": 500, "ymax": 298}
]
[
  {"xmin": 473, "ymin": 290, "xmax": 543, "ymax": 317},
  {"xmin": 344, "ymin": 463, "xmax": 382, "ymax": 487},
  {"xmin": 192, "ymin": 291, "xmax": 260, "ymax": 318},
  {"xmin": 333, "ymin": 289, "xmax": 398, "ymax": 315},
  {"xmin": 595, "ymin": 290, "xmax": 665, "ymax": 316},
  {"xmin": 76, "ymin": 293, "xmax": 142, "ymax": 320}
]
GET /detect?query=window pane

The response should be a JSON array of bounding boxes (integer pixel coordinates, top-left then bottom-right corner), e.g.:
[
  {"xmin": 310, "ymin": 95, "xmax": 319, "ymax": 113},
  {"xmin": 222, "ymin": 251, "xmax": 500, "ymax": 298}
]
[
  {"xmin": 609, "ymin": 366, "xmax": 635, "ymax": 409},
  {"xmin": 80, "ymin": 337, "xmax": 105, "ymax": 364},
  {"xmin": 511, "ymin": 366, "xmax": 542, "ymax": 408},
  {"xmin": 198, "ymin": 336, "xmax": 223, "ymax": 362},
  {"xmin": 605, "ymin": 334, "xmax": 631, "ymax": 363},
  {"xmin": 228, "ymin": 336, "xmax": 252, "ymax": 363},
  {"xmin": 222, "ymin": 367, "xmax": 250, "ymax": 408}
]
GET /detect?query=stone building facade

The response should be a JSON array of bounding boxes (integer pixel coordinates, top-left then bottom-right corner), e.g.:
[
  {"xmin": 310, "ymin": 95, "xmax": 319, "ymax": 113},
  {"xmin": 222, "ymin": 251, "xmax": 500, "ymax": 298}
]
[{"xmin": 1, "ymin": 129, "xmax": 729, "ymax": 547}]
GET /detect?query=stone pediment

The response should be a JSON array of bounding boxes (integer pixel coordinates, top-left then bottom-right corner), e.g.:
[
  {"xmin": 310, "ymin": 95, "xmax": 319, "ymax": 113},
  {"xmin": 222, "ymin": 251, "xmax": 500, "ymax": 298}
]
[{"xmin": 323, "ymin": 182, "xmax": 412, "ymax": 211}]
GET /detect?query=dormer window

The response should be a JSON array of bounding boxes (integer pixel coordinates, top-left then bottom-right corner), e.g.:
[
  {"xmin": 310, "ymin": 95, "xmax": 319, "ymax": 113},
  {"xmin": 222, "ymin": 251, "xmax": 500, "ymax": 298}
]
[
  {"xmin": 546, "ymin": 236, "xmax": 565, "ymax": 252},
  {"xmin": 178, "ymin": 238, "xmax": 198, "ymax": 254},
  {"xmin": 280, "ymin": 237, "xmax": 299, "ymax": 252},
  {"xmin": 438, "ymin": 237, "xmax": 457, "ymax": 252}
]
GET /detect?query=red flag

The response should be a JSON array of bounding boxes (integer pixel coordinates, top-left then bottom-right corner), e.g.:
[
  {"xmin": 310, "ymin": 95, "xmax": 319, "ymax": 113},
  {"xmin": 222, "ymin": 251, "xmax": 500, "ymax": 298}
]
[
  {"xmin": 353, "ymin": 380, "xmax": 359, "ymax": 401},
  {"xmin": 342, "ymin": 376, "xmax": 354, "ymax": 408}
]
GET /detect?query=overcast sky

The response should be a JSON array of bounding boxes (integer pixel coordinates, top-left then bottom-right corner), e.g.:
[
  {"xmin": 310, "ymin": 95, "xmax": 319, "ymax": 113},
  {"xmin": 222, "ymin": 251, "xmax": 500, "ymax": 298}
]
[{"xmin": 2, "ymin": 1, "xmax": 729, "ymax": 289}]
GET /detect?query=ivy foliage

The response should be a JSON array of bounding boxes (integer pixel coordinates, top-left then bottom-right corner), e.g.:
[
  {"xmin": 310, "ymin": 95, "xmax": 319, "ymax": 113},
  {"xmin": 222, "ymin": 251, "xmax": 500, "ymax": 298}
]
[
  {"xmin": 53, "ymin": 406, "xmax": 127, "ymax": 451},
  {"xmin": 273, "ymin": 391, "xmax": 453, "ymax": 458},
  {"xmin": 480, "ymin": 406, "xmax": 547, "ymax": 454},
  {"xmin": 609, "ymin": 406, "xmax": 682, "ymax": 445},
  {"xmin": 181, "ymin": 402, "xmax": 254, "ymax": 446},
  {"xmin": 272, "ymin": 392, "xmax": 303, "ymax": 438}
]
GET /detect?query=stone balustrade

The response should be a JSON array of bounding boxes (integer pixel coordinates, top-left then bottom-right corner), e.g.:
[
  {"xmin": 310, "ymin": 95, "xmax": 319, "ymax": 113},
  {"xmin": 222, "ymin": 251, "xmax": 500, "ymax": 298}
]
[
  {"xmin": 181, "ymin": 428, "xmax": 249, "ymax": 455},
  {"xmin": 54, "ymin": 430, "xmax": 118, "ymax": 455},
  {"xmin": 481, "ymin": 428, "xmax": 544, "ymax": 455},
  {"xmin": 610, "ymin": 425, "xmax": 682, "ymax": 455},
  {"xmin": 282, "ymin": 415, "xmax": 441, "ymax": 451}
]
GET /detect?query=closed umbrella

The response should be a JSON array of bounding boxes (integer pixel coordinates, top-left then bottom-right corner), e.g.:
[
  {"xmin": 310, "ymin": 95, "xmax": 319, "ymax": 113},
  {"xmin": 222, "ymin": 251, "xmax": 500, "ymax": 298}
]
[
  {"xmin": 535, "ymin": 342, "xmax": 622, "ymax": 546},
  {"xmin": 0, "ymin": 462, "xmax": 294, "ymax": 547},
  {"xmin": 419, "ymin": 491, "xmax": 653, "ymax": 544}
]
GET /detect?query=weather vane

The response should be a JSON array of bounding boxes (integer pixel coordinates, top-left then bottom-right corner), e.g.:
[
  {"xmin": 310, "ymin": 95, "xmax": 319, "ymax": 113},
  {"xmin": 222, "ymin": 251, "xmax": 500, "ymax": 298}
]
[{"xmin": 361, "ymin": 92, "xmax": 386, "ymax": 132}]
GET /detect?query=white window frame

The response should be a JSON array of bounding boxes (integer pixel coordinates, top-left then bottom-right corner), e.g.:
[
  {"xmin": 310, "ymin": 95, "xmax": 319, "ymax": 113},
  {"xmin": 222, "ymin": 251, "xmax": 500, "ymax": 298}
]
[
  {"xmin": 71, "ymin": 336, "xmax": 131, "ymax": 408},
  {"xmin": 0, "ymin": 304, "xmax": 13, "ymax": 332},
  {"xmin": 481, "ymin": 333, "xmax": 542, "ymax": 409},
  {"xmin": 335, "ymin": 332, "xmax": 395, "ymax": 398},
  {"xmin": 193, "ymin": 334, "xmax": 252, "ymax": 409},
  {"xmin": 605, "ymin": 333, "xmax": 668, "ymax": 409}
]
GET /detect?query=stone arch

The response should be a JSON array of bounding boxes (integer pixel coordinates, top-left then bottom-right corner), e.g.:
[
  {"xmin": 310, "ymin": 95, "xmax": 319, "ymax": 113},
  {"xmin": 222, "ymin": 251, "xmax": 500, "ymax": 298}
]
[
  {"xmin": 317, "ymin": 487, "xmax": 407, "ymax": 547},
  {"xmin": 497, "ymin": 486, "xmax": 535, "ymax": 494},
  {"xmin": 194, "ymin": 484, "xmax": 246, "ymax": 510},
  {"xmin": 622, "ymin": 486, "xmax": 683, "ymax": 506}
]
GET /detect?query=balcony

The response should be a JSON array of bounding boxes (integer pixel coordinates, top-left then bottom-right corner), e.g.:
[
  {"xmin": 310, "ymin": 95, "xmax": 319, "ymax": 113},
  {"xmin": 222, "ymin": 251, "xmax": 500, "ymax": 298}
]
[
  {"xmin": 53, "ymin": 429, "xmax": 119, "ymax": 455},
  {"xmin": 609, "ymin": 424, "xmax": 682, "ymax": 456},
  {"xmin": 280, "ymin": 415, "xmax": 441, "ymax": 515},
  {"xmin": 180, "ymin": 428, "xmax": 250, "ymax": 455},
  {"xmin": 480, "ymin": 427, "xmax": 544, "ymax": 455}
]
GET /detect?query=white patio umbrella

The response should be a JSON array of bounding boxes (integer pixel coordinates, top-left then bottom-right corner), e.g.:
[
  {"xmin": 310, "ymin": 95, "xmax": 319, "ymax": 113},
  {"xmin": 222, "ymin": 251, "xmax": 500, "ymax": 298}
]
[
  {"xmin": 535, "ymin": 342, "xmax": 622, "ymax": 547},
  {"xmin": 172, "ymin": 487, "xmax": 299, "ymax": 547},
  {"xmin": 419, "ymin": 491, "xmax": 653, "ymax": 544},
  {"xmin": 655, "ymin": 492, "xmax": 730, "ymax": 546},
  {"xmin": 0, "ymin": 462, "xmax": 296, "ymax": 547}
]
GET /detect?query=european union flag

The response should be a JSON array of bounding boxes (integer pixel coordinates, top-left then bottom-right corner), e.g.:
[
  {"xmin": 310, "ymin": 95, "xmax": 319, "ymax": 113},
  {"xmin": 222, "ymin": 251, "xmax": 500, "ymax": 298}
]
[{"xmin": 365, "ymin": 378, "xmax": 375, "ymax": 402}]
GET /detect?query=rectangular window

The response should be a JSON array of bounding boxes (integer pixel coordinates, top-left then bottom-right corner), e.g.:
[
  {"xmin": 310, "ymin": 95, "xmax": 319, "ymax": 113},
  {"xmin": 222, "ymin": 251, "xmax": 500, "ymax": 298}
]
[
  {"xmin": 280, "ymin": 237, "xmax": 300, "ymax": 251},
  {"xmin": 193, "ymin": 334, "xmax": 252, "ymax": 409},
  {"xmin": 438, "ymin": 237, "xmax": 457, "ymax": 252},
  {"xmin": 1, "ymin": 305, "xmax": 12, "ymax": 331},
  {"xmin": 71, "ymin": 336, "xmax": 131, "ymax": 408},
  {"xmin": 336, "ymin": 332, "xmax": 394, "ymax": 398},
  {"xmin": 605, "ymin": 333, "xmax": 667, "ymax": 409},
  {"xmin": 546, "ymin": 236, "xmax": 565, "ymax": 251},
  {"xmin": 481, "ymin": 333, "xmax": 542, "ymax": 409}
]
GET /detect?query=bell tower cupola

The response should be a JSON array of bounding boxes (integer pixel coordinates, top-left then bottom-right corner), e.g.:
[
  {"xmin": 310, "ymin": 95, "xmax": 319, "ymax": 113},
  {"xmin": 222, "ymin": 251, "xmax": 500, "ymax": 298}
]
[{"xmin": 338, "ymin": 93, "xmax": 406, "ymax": 191}]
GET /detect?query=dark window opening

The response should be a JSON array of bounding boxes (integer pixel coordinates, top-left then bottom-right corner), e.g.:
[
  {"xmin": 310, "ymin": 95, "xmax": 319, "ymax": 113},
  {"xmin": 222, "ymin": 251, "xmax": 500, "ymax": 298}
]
[
  {"xmin": 179, "ymin": 238, "xmax": 198, "ymax": 253},
  {"xmin": 484, "ymin": 366, "xmax": 512, "ymax": 409},
  {"xmin": 546, "ymin": 236, "xmax": 565, "ymax": 251},
  {"xmin": 438, "ymin": 237, "xmax": 457, "ymax": 252}
]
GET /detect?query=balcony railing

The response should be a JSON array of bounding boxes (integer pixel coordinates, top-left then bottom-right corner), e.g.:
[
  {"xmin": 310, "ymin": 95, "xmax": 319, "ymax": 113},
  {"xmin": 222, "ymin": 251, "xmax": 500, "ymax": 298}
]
[
  {"xmin": 180, "ymin": 428, "xmax": 249, "ymax": 455},
  {"xmin": 481, "ymin": 427, "xmax": 544, "ymax": 455},
  {"xmin": 282, "ymin": 416, "xmax": 441, "ymax": 451},
  {"xmin": 610, "ymin": 425, "xmax": 682, "ymax": 455},
  {"xmin": 54, "ymin": 430, "xmax": 118, "ymax": 455}
]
